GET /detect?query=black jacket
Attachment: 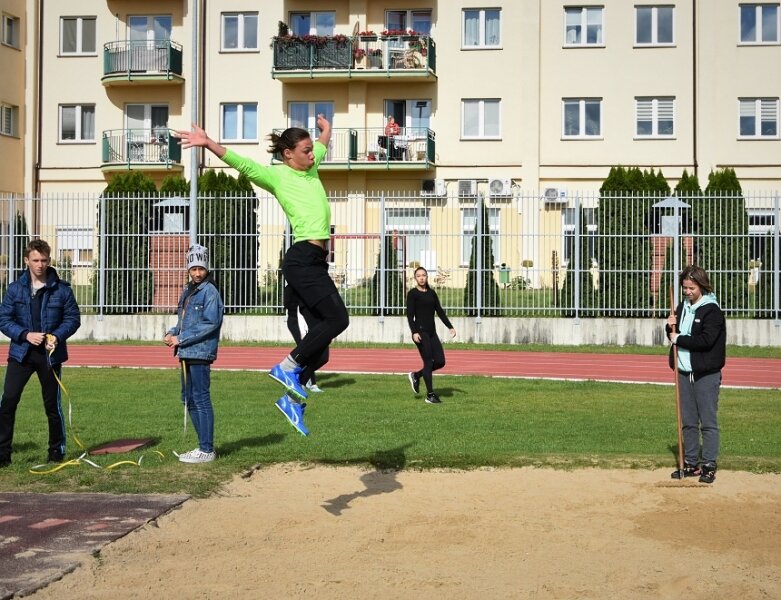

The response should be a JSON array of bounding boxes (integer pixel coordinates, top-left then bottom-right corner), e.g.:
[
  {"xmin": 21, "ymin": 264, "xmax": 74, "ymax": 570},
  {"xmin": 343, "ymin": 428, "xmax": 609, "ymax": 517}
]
[{"xmin": 666, "ymin": 302, "xmax": 726, "ymax": 376}]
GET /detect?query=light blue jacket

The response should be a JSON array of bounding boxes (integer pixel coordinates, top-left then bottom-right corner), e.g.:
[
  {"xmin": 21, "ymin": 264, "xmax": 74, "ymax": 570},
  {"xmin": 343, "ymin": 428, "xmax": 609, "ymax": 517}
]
[{"xmin": 167, "ymin": 277, "xmax": 224, "ymax": 362}]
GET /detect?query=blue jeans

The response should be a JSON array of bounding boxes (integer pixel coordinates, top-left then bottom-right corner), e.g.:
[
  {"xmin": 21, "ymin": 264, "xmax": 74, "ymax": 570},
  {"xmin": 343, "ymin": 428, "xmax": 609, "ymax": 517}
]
[{"xmin": 181, "ymin": 362, "xmax": 214, "ymax": 453}]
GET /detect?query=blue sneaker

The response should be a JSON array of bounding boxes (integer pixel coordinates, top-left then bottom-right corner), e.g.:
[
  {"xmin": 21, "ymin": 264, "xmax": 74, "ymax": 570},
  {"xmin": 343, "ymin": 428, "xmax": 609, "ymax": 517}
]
[
  {"xmin": 275, "ymin": 395, "xmax": 310, "ymax": 436},
  {"xmin": 269, "ymin": 364, "xmax": 308, "ymax": 401}
]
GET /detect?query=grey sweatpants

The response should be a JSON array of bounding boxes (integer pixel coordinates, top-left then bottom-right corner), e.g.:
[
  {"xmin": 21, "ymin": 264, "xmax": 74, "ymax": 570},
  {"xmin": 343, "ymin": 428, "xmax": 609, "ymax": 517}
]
[{"xmin": 678, "ymin": 371, "xmax": 721, "ymax": 466}]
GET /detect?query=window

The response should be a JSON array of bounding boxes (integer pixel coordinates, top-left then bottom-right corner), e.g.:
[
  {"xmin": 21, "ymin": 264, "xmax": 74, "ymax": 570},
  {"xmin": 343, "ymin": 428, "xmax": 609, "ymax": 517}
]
[
  {"xmin": 635, "ymin": 6, "xmax": 674, "ymax": 45},
  {"xmin": 60, "ymin": 16, "xmax": 96, "ymax": 54},
  {"xmin": 563, "ymin": 208, "xmax": 597, "ymax": 265},
  {"xmin": 461, "ymin": 207, "xmax": 500, "ymax": 266},
  {"xmin": 59, "ymin": 105, "xmax": 95, "ymax": 142},
  {"xmin": 129, "ymin": 15, "xmax": 171, "ymax": 42},
  {"xmin": 748, "ymin": 209, "xmax": 776, "ymax": 262},
  {"xmin": 222, "ymin": 12, "xmax": 258, "ymax": 50},
  {"xmin": 462, "ymin": 8, "xmax": 501, "ymax": 47},
  {"xmin": 564, "ymin": 7, "xmax": 604, "ymax": 45},
  {"xmin": 384, "ymin": 99, "xmax": 431, "ymax": 136},
  {"xmin": 636, "ymin": 97, "xmax": 675, "ymax": 137},
  {"xmin": 384, "ymin": 208, "xmax": 431, "ymax": 268},
  {"xmin": 739, "ymin": 98, "xmax": 779, "ymax": 137},
  {"xmin": 2, "ymin": 13, "xmax": 19, "ymax": 48},
  {"xmin": 221, "ymin": 103, "xmax": 258, "ymax": 142},
  {"xmin": 386, "ymin": 10, "xmax": 432, "ymax": 34},
  {"xmin": 56, "ymin": 227, "xmax": 94, "ymax": 266},
  {"xmin": 290, "ymin": 11, "xmax": 334, "ymax": 36},
  {"xmin": 740, "ymin": 4, "xmax": 779, "ymax": 43},
  {"xmin": 462, "ymin": 99, "xmax": 501, "ymax": 139},
  {"xmin": 0, "ymin": 103, "xmax": 18, "ymax": 137},
  {"xmin": 563, "ymin": 98, "xmax": 602, "ymax": 138},
  {"xmin": 289, "ymin": 102, "xmax": 334, "ymax": 149}
]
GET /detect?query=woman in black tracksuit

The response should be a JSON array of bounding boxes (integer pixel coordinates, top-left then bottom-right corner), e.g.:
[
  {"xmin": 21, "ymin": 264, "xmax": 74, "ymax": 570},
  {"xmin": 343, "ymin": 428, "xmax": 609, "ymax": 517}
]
[{"xmin": 405, "ymin": 267, "xmax": 456, "ymax": 404}]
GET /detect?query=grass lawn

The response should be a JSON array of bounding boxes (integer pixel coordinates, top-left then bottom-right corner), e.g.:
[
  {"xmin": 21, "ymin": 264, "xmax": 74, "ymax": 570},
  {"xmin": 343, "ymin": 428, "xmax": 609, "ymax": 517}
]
[{"xmin": 0, "ymin": 367, "xmax": 778, "ymax": 497}]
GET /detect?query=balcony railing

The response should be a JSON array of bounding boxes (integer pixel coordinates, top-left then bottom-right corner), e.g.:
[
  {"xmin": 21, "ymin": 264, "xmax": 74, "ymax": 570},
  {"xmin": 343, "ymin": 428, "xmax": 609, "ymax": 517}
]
[
  {"xmin": 102, "ymin": 40, "xmax": 183, "ymax": 83},
  {"xmin": 272, "ymin": 35, "xmax": 436, "ymax": 79},
  {"xmin": 271, "ymin": 127, "xmax": 436, "ymax": 169},
  {"xmin": 101, "ymin": 129, "xmax": 182, "ymax": 169}
]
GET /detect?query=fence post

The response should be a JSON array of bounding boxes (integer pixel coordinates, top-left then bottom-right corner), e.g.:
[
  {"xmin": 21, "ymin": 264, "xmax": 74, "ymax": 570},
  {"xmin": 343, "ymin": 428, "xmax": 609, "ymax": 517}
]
[
  {"xmin": 475, "ymin": 192, "xmax": 483, "ymax": 324},
  {"xmin": 98, "ymin": 195, "xmax": 106, "ymax": 319},
  {"xmin": 379, "ymin": 192, "xmax": 386, "ymax": 322},
  {"xmin": 573, "ymin": 193, "xmax": 581, "ymax": 323},
  {"xmin": 7, "ymin": 195, "xmax": 14, "ymax": 284}
]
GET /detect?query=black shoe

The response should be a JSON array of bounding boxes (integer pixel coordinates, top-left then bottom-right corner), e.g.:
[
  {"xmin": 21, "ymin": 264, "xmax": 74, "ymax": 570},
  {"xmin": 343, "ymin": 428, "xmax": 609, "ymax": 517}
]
[
  {"xmin": 408, "ymin": 372, "xmax": 420, "ymax": 395},
  {"xmin": 699, "ymin": 463, "xmax": 716, "ymax": 484},
  {"xmin": 425, "ymin": 392, "xmax": 442, "ymax": 404},
  {"xmin": 47, "ymin": 453, "xmax": 64, "ymax": 464},
  {"xmin": 0, "ymin": 457, "xmax": 10, "ymax": 468},
  {"xmin": 670, "ymin": 462, "xmax": 701, "ymax": 479}
]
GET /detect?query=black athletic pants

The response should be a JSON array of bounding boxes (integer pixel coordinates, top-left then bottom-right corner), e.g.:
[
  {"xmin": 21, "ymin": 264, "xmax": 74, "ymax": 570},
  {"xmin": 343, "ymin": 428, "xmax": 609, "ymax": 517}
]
[{"xmin": 413, "ymin": 331, "xmax": 446, "ymax": 394}]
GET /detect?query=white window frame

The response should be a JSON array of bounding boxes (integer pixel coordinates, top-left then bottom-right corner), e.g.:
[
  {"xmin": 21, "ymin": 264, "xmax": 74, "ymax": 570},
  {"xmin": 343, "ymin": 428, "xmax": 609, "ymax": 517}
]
[
  {"xmin": 59, "ymin": 104, "xmax": 96, "ymax": 143},
  {"xmin": 60, "ymin": 16, "xmax": 97, "ymax": 55},
  {"xmin": 562, "ymin": 98, "xmax": 603, "ymax": 138},
  {"xmin": 739, "ymin": 3, "xmax": 780, "ymax": 44},
  {"xmin": 384, "ymin": 207, "xmax": 431, "ymax": 269},
  {"xmin": 2, "ymin": 13, "xmax": 20, "ymax": 48},
  {"xmin": 461, "ymin": 99, "xmax": 501, "ymax": 139},
  {"xmin": 220, "ymin": 103, "xmax": 258, "ymax": 143},
  {"xmin": 462, "ymin": 8, "xmax": 502, "ymax": 48},
  {"xmin": 564, "ymin": 6, "xmax": 604, "ymax": 46},
  {"xmin": 56, "ymin": 226, "xmax": 94, "ymax": 267},
  {"xmin": 221, "ymin": 12, "xmax": 259, "ymax": 51},
  {"xmin": 738, "ymin": 98, "xmax": 780, "ymax": 138},
  {"xmin": 289, "ymin": 11, "xmax": 335, "ymax": 36},
  {"xmin": 635, "ymin": 97, "xmax": 675, "ymax": 138},
  {"xmin": 635, "ymin": 5, "xmax": 675, "ymax": 46},
  {"xmin": 461, "ymin": 206, "xmax": 501, "ymax": 266},
  {"xmin": 0, "ymin": 103, "xmax": 18, "ymax": 137},
  {"xmin": 385, "ymin": 9, "xmax": 433, "ymax": 35}
]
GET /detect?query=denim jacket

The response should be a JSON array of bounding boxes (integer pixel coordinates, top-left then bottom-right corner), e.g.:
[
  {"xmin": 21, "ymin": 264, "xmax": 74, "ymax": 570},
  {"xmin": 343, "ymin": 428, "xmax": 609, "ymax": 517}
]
[
  {"xmin": 0, "ymin": 267, "xmax": 81, "ymax": 365},
  {"xmin": 167, "ymin": 278, "xmax": 224, "ymax": 362}
]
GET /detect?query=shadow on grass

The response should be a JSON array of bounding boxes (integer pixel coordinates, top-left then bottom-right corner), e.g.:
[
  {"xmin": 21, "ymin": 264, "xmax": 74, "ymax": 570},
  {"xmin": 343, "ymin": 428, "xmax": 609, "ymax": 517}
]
[
  {"xmin": 218, "ymin": 433, "xmax": 285, "ymax": 457},
  {"xmin": 313, "ymin": 374, "xmax": 356, "ymax": 389},
  {"xmin": 321, "ymin": 443, "xmax": 411, "ymax": 517}
]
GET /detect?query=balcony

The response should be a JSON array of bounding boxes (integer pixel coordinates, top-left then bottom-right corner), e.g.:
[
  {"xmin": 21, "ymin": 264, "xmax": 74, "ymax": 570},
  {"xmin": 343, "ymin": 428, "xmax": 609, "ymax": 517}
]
[
  {"xmin": 271, "ymin": 35, "xmax": 437, "ymax": 82},
  {"xmin": 271, "ymin": 127, "xmax": 436, "ymax": 170},
  {"xmin": 101, "ymin": 129, "xmax": 183, "ymax": 172},
  {"xmin": 102, "ymin": 40, "xmax": 184, "ymax": 86}
]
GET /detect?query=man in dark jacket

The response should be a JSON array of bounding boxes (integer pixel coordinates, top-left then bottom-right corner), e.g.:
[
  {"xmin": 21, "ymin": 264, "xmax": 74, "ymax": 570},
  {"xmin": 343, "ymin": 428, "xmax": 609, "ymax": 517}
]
[{"xmin": 0, "ymin": 239, "xmax": 81, "ymax": 467}]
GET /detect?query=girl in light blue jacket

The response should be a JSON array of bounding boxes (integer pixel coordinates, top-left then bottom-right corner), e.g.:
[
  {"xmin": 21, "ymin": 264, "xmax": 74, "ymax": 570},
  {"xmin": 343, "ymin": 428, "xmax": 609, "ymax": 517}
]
[{"xmin": 164, "ymin": 244, "xmax": 224, "ymax": 464}]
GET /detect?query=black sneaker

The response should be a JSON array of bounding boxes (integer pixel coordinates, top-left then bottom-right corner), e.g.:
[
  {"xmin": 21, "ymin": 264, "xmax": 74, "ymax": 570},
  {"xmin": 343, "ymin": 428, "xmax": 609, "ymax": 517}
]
[
  {"xmin": 47, "ymin": 453, "xmax": 64, "ymax": 464},
  {"xmin": 670, "ymin": 462, "xmax": 701, "ymax": 479},
  {"xmin": 425, "ymin": 392, "xmax": 442, "ymax": 404},
  {"xmin": 699, "ymin": 463, "xmax": 716, "ymax": 484},
  {"xmin": 0, "ymin": 457, "xmax": 10, "ymax": 468},
  {"xmin": 408, "ymin": 372, "xmax": 420, "ymax": 395}
]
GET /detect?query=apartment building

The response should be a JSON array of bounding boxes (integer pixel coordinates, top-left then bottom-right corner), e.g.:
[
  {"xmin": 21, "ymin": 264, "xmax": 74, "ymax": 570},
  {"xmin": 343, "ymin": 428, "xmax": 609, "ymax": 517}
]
[{"xmin": 2, "ymin": 1, "xmax": 775, "ymax": 197}]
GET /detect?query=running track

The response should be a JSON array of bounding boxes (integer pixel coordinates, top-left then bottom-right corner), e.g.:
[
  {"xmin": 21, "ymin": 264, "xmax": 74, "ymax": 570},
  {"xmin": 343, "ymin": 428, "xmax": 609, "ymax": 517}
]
[{"xmin": 60, "ymin": 345, "xmax": 781, "ymax": 389}]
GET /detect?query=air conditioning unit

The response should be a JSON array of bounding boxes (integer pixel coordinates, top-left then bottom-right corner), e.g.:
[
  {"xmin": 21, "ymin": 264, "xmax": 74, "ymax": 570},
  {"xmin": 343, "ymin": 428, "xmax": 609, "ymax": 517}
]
[
  {"xmin": 458, "ymin": 179, "xmax": 477, "ymax": 197},
  {"xmin": 488, "ymin": 178, "xmax": 512, "ymax": 198},
  {"xmin": 421, "ymin": 178, "xmax": 446, "ymax": 197},
  {"xmin": 543, "ymin": 187, "xmax": 568, "ymax": 204}
]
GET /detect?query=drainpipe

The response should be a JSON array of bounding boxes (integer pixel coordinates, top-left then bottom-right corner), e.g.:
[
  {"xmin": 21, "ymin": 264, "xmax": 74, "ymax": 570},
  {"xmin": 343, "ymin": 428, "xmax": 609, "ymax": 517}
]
[
  {"xmin": 692, "ymin": 0, "xmax": 698, "ymax": 178},
  {"xmin": 34, "ymin": 0, "xmax": 44, "ymax": 195}
]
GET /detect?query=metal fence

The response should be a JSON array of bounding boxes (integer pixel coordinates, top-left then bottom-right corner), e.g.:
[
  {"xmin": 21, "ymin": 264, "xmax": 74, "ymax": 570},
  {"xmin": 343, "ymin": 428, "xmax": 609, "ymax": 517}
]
[{"xmin": 0, "ymin": 191, "xmax": 778, "ymax": 320}]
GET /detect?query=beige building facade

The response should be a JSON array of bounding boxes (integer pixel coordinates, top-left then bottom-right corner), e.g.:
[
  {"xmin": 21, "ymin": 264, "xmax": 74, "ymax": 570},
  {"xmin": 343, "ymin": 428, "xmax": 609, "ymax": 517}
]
[{"xmin": 3, "ymin": 0, "xmax": 778, "ymax": 196}]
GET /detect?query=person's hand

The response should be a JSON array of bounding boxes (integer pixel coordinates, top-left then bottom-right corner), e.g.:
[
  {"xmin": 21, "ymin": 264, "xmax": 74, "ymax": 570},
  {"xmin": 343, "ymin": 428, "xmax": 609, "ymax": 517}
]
[
  {"xmin": 449, "ymin": 328, "xmax": 457, "ymax": 339},
  {"xmin": 172, "ymin": 124, "xmax": 209, "ymax": 150},
  {"xmin": 163, "ymin": 333, "xmax": 173, "ymax": 347},
  {"xmin": 315, "ymin": 113, "xmax": 330, "ymax": 132},
  {"xmin": 669, "ymin": 333, "xmax": 679, "ymax": 345},
  {"xmin": 412, "ymin": 333, "xmax": 421, "ymax": 344},
  {"xmin": 666, "ymin": 314, "xmax": 677, "ymax": 328},
  {"xmin": 45, "ymin": 334, "xmax": 57, "ymax": 351},
  {"xmin": 26, "ymin": 332, "xmax": 46, "ymax": 346}
]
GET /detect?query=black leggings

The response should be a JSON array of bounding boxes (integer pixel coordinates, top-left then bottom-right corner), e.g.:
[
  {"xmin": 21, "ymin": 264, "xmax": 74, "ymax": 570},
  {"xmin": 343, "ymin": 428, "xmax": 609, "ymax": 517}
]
[
  {"xmin": 291, "ymin": 292, "xmax": 349, "ymax": 383},
  {"xmin": 413, "ymin": 332, "xmax": 446, "ymax": 394}
]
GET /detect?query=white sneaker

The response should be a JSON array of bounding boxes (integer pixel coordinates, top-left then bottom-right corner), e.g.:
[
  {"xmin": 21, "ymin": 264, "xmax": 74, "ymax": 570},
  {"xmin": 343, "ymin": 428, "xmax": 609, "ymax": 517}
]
[
  {"xmin": 305, "ymin": 381, "xmax": 324, "ymax": 393},
  {"xmin": 178, "ymin": 448, "xmax": 216, "ymax": 464}
]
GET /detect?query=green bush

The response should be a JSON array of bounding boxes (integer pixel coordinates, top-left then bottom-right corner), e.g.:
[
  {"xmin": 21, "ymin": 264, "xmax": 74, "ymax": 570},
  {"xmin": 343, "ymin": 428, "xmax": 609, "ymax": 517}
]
[
  {"xmin": 371, "ymin": 234, "xmax": 405, "ymax": 315},
  {"xmin": 463, "ymin": 200, "xmax": 501, "ymax": 316}
]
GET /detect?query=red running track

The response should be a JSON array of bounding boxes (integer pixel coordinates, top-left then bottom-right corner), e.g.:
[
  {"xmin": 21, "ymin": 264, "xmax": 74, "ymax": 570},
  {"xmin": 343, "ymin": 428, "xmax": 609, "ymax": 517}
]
[{"xmin": 58, "ymin": 345, "xmax": 781, "ymax": 389}]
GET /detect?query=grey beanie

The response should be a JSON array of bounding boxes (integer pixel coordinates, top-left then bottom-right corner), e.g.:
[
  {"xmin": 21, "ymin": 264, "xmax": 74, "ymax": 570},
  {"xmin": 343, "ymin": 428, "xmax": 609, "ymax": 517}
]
[{"xmin": 186, "ymin": 244, "xmax": 209, "ymax": 271}]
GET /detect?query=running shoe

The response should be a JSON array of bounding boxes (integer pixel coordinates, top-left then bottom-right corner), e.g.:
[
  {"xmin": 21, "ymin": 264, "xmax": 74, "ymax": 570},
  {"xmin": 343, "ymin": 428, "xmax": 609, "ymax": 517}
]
[
  {"xmin": 408, "ymin": 372, "xmax": 420, "ymax": 394},
  {"xmin": 275, "ymin": 394, "xmax": 310, "ymax": 436},
  {"xmin": 306, "ymin": 380, "xmax": 324, "ymax": 393},
  {"xmin": 178, "ymin": 448, "xmax": 216, "ymax": 464},
  {"xmin": 425, "ymin": 392, "xmax": 442, "ymax": 404},
  {"xmin": 269, "ymin": 363, "xmax": 308, "ymax": 401}
]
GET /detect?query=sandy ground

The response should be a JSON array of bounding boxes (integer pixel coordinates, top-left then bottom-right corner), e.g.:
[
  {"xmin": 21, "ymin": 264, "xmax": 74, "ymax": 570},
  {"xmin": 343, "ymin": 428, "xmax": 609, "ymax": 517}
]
[{"xmin": 27, "ymin": 465, "xmax": 781, "ymax": 600}]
